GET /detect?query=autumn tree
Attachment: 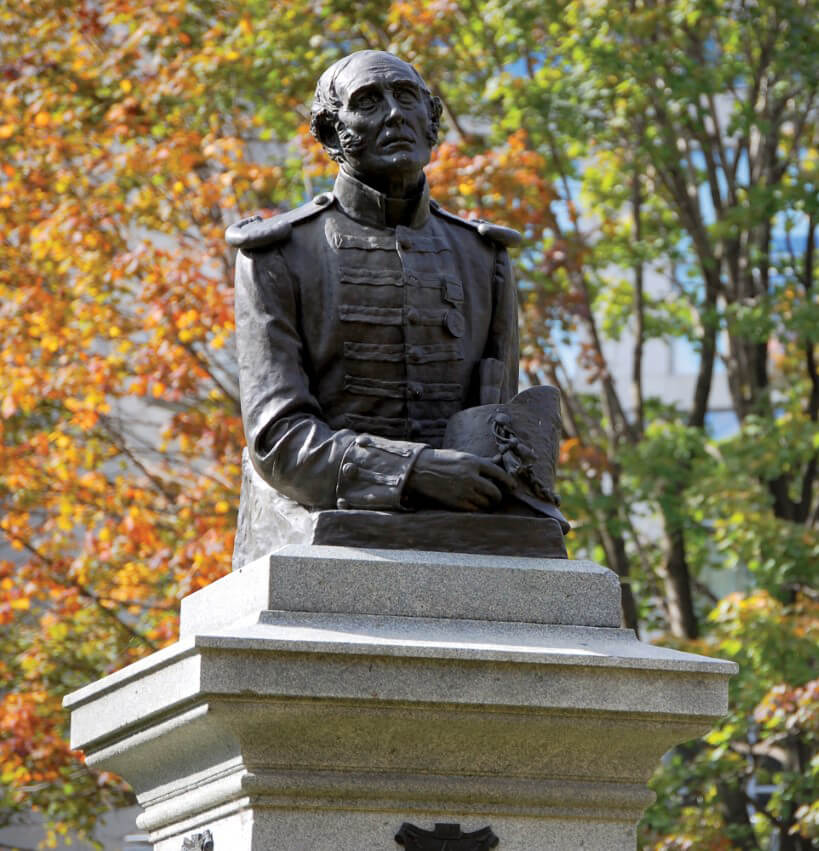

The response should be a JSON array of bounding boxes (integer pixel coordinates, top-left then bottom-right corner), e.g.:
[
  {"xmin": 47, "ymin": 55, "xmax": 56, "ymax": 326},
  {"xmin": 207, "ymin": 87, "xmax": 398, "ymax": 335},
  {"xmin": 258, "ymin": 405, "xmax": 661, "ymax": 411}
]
[
  {"xmin": 0, "ymin": 0, "xmax": 263, "ymax": 838},
  {"xmin": 492, "ymin": 1, "xmax": 819, "ymax": 846},
  {"xmin": 1, "ymin": 0, "xmax": 817, "ymax": 847}
]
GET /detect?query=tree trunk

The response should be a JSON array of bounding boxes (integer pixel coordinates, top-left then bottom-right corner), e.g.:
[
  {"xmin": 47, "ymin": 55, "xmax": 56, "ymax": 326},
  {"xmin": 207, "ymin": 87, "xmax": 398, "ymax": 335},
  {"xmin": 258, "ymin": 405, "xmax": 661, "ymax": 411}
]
[
  {"xmin": 778, "ymin": 826, "xmax": 811, "ymax": 851},
  {"xmin": 598, "ymin": 523, "xmax": 640, "ymax": 636},
  {"xmin": 661, "ymin": 524, "xmax": 698, "ymax": 639},
  {"xmin": 716, "ymin": 781, "xmax": 759, "ymax": 851}
]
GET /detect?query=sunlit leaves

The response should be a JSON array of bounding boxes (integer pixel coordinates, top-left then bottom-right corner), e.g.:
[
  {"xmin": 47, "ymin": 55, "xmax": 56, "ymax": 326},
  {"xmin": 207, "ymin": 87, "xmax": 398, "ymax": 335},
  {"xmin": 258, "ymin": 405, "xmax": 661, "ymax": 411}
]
[
  {"xmin": 1, "ymin": 0, "xmax": 818, "ymax": 845},
  {"xmin": 642, "ymin": 591, "xmax": 819, "ymax": 849},
  {"xmin": 0, "ymin": 0, "xmax": 252, "ymax": 838}
]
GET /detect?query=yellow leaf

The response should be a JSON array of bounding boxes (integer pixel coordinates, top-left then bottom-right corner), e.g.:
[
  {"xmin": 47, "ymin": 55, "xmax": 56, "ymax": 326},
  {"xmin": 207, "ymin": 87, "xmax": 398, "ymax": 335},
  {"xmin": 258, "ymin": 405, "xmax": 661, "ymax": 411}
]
[
  {"xmin": 177, "ymin": 309, "xmax": 199, "ymax": 329},
  {"xmin": 120, "ymin": 79, "xmax": 132, "ymax": 93}
]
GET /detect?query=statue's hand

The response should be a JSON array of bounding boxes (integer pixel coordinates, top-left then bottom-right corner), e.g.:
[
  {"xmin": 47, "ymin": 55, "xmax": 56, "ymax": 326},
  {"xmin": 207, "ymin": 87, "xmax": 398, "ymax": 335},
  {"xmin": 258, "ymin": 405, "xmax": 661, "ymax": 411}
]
[{"xmin": 405, "ymin": 448, "xmax": 516, "ymax": 511}]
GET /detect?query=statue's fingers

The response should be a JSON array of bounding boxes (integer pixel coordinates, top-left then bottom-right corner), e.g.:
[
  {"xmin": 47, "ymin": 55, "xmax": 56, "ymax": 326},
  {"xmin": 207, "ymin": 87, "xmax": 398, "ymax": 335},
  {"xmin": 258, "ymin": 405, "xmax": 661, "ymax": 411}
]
[
  {"xmin": 439, "ymin": 487, "xmax": 482, "ymax": 511},
  {"xmin": 471, "ymin": 477, "xmax": 502, "ymax": 504},
  {"xmin": 462, "ymin": 496, "xmax": 490, "ymax": 512},
  {"xmin": 477, "ymin": 459, "xmax": 516, "ymax": 491}
]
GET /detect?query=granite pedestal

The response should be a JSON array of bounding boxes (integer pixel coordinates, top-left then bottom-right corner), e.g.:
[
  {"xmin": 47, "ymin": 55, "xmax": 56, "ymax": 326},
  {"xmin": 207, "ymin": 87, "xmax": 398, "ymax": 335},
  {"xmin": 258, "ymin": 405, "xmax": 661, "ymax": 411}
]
[{"xmin": 65, "ymin": 546, "xmax": 735, "ymax": 850}]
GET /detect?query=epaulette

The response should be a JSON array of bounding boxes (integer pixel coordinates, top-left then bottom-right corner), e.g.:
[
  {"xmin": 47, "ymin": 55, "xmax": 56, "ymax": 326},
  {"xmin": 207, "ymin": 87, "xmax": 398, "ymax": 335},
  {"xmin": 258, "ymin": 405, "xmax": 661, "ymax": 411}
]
[
  {"xmin": 225, "ymin": 192, "xmax": 335, "ymax": 250},
  {"xmin": 429, "ymin": 198, "xmax": 522, "ymax": 247}
]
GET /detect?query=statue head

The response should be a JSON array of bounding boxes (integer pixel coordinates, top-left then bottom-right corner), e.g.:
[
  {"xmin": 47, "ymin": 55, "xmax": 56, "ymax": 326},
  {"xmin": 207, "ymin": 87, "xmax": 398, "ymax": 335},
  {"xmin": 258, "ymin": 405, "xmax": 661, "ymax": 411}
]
[{"xmin": 310, "ymin": 51, "xmax": 443, "ymax": 196}]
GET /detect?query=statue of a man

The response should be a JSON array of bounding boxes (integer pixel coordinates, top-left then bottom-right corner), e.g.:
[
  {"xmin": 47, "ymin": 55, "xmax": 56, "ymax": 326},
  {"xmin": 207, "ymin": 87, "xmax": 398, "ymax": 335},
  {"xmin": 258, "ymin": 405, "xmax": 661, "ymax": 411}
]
[{"xmin": 228, "ymin": 50, "xmax": 522, "ymax": 515}]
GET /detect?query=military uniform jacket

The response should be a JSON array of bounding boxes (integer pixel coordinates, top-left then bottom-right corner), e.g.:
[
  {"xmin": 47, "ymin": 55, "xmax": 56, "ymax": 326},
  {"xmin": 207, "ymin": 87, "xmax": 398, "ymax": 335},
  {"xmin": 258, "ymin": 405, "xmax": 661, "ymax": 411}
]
[{"xmin": 231, "ymin": 169, "xmax": 519, "ymax": 511}]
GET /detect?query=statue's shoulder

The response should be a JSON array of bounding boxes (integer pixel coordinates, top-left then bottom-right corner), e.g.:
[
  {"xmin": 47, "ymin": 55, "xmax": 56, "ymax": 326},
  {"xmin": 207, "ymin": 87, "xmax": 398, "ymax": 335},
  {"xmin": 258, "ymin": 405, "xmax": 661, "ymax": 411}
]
[
  {"xmin": 225, "ymin": 192, "xmax": 336, "ymax": 251},
  {"xmin": 429, "ymin": 199, "xmax": 521, "ymax": 247}
]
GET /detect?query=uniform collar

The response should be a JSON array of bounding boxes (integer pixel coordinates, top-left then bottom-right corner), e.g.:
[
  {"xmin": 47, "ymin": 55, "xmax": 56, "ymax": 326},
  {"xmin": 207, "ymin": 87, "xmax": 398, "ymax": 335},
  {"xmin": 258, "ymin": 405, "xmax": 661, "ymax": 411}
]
[{"xmin": 333, "ymin": 169, "xmax": 430, "ymax": 229}]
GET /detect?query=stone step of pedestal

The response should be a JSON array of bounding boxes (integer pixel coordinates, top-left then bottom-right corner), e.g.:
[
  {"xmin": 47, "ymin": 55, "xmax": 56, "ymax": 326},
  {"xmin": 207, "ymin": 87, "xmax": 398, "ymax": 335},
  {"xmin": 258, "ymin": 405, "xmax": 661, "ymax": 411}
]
[
  {"xmin": 67, "ymin": 609, "xmax": 736, "ymax": 754},
  {"xmin": 181, "ymin": 545, "xmax": 622, "ymax": 638}
]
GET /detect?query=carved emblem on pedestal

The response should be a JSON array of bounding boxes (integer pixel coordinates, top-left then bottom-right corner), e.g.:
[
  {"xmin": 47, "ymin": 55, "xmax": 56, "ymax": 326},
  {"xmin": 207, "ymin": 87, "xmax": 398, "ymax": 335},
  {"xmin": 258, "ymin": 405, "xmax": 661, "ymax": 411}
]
[
  {"xmin": 181, "ymin": 830, "xmax": 214, "ymax": 851},
  {"xmin": 395, "ymin": 822, "xmax": 499, "ymax": 850}
]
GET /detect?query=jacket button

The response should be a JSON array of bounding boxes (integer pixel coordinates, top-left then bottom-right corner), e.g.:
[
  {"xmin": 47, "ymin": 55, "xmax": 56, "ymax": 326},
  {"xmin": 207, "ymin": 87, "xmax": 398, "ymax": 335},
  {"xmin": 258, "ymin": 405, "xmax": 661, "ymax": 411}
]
[
  {"xmin": 314, "ymin": 193, "xmax": 331, "ymax": 205},
  {"xmin": 408, "ymin": 382, "xmax": 423, "ymax": 400},
  {"xmin": 406, "ymin": 308, "xmax": 419, "ymax": 324},
  {"xmin": 398, "ymin": 238, "xmax": 412, "ymax": 250},
  {"xmin": 342, "ymin": 462, "xmax": 357, "ymax": 479},
  {"xmin": 336, "ymin": 498, "xmax": 350, "ymax": 510},
  {"xmin": 355, "ymin": 435, "xmax": 372, "ymax": 447},
  {"xmin": 444, "ymin": 309, "xmax": 465, "ymax": 338}
]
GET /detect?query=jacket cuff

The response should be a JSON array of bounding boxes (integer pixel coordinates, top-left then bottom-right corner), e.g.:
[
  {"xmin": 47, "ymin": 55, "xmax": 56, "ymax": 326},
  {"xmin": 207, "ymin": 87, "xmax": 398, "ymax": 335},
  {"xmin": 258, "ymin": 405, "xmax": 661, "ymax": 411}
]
[{"xmin": 335, "ymin": 434, "xmax": 426, "ymax": 510}]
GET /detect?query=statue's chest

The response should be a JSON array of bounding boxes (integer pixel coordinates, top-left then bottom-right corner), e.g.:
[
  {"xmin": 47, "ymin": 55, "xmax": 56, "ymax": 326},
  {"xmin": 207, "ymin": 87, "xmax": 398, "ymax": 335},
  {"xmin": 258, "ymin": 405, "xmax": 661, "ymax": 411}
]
[
  {"xmin": 307, "ymin": 215, "xmax": 482, "ymax": 445},
  {"xmin": 322, "ymin": 217, "xmax": 467, "ymax": 357}
]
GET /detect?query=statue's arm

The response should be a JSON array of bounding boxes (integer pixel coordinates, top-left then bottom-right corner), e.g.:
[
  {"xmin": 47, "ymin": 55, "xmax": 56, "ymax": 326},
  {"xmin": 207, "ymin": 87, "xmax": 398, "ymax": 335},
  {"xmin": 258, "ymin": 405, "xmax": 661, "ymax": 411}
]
[
  {"xmin": 234, "ymin": 248, "xmax": 427, "ymax": 511},
  {"xmin": 484, "ymin": 247, "xmax": 520, "ymax": 402}
]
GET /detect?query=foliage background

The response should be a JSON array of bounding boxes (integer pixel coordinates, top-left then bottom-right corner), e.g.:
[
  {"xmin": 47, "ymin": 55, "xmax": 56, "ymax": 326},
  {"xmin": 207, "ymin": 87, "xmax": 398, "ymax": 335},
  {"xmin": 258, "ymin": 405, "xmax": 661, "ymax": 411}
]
[{"xmin": 0, "ymin": 0, "xmax": 817, "ymax": 848}]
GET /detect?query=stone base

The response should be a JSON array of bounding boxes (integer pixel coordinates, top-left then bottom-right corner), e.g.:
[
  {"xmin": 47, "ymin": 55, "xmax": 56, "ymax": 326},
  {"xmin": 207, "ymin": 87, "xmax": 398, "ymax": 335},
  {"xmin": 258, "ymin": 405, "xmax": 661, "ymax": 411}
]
[
  {"xmin": 65, "ymin": 547, "xmax": 735, "ymax": 851},
  {"xmin": 151, "ymin": 808, "xmax": 636, "ymax": 851}
]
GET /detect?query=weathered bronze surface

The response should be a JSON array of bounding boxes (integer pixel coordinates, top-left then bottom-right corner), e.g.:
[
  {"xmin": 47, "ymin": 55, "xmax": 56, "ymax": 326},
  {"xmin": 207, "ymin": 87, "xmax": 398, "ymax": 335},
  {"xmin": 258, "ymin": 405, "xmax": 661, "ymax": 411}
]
[
  {"xmin": 444, "ymin": 385, "xmax": 567, "ymax": 532},
  {"xmin": 228, "ymin": 50, "xmax": 567, "ymax": 547}
]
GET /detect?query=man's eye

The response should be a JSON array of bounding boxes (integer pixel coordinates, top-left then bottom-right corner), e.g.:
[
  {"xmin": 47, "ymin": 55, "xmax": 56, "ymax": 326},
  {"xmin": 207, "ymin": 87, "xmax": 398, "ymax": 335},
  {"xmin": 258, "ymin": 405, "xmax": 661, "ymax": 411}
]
[
  {"xmin": 394, "ymin": 89, "xmax": 418, "ymax": 105},
  {"xmin": 354, "ymin": 94, "xmax": 377, "ymax": 110}
]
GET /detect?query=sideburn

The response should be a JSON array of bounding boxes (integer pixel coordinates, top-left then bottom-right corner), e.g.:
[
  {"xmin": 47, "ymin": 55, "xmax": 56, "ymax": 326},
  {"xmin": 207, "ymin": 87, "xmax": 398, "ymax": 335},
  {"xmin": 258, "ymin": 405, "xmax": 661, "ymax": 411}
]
[{"xmin": 336, "ymin": 123, "xmax": 367, "ymax": 157}]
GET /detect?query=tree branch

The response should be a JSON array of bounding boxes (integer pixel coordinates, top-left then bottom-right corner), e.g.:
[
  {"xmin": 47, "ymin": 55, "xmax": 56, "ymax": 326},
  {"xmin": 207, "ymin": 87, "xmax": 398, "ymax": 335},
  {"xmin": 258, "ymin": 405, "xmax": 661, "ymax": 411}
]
[
  {"xmin": 631, "ymin": 161, "xmax": 645, "ymax": 435},
  {"xmin": 1, "ymin": 531, "xmax": 159, "ymax": 652}
]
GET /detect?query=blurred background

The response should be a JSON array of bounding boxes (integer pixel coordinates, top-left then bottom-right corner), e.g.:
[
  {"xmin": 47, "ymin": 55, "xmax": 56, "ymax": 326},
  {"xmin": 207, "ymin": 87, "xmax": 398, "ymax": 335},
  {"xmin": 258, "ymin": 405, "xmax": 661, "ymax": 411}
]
[{"xmin": 0, "ymin": 1, "xmax": 817, "ymax": 848}]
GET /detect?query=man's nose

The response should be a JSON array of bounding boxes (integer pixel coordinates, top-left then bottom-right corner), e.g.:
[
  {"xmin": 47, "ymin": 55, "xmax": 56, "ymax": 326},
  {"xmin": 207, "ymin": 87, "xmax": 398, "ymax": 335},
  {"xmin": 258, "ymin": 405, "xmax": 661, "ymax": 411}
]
[{"xmin": 384, "ymin": 96, "xmax": 404, "ymax": 125}]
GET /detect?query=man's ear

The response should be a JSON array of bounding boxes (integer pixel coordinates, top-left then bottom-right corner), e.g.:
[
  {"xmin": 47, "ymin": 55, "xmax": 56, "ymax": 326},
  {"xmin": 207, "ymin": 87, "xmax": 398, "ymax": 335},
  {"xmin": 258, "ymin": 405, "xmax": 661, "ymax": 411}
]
[{"xmin": 312, "ymin": 112, "xmax": 344, "ymax": 163}]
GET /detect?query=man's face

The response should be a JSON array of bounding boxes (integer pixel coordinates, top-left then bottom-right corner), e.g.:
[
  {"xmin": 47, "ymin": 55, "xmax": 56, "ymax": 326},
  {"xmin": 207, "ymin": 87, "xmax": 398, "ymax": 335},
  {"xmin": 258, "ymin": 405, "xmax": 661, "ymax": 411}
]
[{"xmin": 333, "ymin": 54, "xmax": 432, "ymax": 194}]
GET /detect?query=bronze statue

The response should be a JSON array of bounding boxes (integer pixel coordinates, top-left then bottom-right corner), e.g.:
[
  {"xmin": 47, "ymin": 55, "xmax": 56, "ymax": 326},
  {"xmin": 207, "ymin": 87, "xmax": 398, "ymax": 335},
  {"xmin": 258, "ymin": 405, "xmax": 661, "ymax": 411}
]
[{"xmin": 227, "ymin": 50, "xmax": 567, "ymax": 558}]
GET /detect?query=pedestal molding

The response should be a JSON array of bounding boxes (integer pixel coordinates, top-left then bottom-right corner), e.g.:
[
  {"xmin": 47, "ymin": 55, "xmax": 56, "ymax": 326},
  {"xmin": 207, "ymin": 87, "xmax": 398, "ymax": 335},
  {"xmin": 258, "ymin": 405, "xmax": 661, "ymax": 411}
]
[{"xmin": 137, "ymin": 767, "xmax": 656, "ymax": 833}]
